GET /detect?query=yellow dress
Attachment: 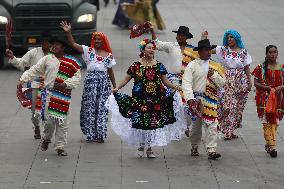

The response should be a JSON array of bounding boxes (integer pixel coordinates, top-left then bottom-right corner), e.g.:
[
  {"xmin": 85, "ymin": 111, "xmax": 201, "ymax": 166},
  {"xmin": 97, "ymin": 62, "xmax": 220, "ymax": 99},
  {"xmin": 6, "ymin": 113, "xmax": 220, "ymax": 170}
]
[{"xmin": 122, "ymin": 0, "xmax": 166, "ymax": 30}]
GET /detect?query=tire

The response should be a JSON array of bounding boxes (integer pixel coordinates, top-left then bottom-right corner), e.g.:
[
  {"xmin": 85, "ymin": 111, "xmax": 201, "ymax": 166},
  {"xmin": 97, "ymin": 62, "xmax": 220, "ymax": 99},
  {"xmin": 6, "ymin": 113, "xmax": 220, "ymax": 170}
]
[{"xmin": 0, "ymin": 47, "xmax": 4, "ymax": 69}]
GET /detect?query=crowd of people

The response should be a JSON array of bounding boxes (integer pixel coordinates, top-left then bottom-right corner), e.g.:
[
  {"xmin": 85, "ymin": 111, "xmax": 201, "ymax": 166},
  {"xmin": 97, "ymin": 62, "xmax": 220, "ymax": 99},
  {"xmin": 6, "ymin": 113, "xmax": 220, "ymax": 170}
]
[{"xmin": 6, "ymin": 3, "xmax": 284, "ymax": 159}]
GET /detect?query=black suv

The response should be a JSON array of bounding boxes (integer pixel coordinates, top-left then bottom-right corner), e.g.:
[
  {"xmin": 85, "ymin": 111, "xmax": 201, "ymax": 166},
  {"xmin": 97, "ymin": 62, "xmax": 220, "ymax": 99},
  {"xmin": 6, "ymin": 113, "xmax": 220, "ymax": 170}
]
[{"xmin": 0, "ymin": 0, "xmax": 98, "ymax": 68}]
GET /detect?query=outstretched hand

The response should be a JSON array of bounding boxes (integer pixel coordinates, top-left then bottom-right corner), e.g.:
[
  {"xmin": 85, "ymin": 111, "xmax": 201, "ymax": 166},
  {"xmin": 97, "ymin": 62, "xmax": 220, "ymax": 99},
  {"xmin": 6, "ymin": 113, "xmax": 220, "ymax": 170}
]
[
  {"xmin": 60, "ymin": 21, "xmax": 71, "ymax": 33},
  {"xmin": 201, "ymin": 31, "xmax": 208, "ymax": 40},
  {"xmin": 6, "ymin": 49, "xmax": 14, "ymax": 59}
]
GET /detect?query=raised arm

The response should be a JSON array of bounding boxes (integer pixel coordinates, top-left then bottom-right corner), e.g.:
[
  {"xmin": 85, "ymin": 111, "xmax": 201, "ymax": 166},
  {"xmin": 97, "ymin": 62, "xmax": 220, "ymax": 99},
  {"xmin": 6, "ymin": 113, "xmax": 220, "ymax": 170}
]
[
  {"xmin": 6, "ymin": 49, "xmax": 32, "ymax": 71},
  {"xmin": 60, "ymin": 21, "xmax": 83, "ymax": 53}
]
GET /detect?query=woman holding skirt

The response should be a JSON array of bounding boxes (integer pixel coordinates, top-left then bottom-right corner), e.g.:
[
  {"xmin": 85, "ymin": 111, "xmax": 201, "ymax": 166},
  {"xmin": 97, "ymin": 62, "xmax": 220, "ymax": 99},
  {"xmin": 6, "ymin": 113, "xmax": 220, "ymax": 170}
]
[{"xmin": 106, "ymin": 39, "xmax": 186, "ymax": 158}]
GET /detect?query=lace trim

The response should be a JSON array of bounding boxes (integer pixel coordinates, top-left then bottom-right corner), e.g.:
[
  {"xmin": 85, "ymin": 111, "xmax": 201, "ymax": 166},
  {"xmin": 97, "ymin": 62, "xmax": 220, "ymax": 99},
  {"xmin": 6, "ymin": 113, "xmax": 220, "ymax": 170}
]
[{"xmin": 105, "ymin": 92, "xmax": 187, "ymax": 147}]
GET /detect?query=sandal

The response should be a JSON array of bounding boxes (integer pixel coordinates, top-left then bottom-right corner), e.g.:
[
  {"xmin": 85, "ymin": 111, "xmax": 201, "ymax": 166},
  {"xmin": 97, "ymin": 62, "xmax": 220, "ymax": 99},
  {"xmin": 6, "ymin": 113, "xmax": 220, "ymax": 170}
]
[
  {"xmin": 57, "ymin": 149, "xmax": 68, "ymax": 156},
  {"xmin": 146, "ymin": 149, "xmax": 156, "ymax": 159},
  {"xmin": 191, "ymin": 147, "xmax": 199, "ymax": 156},
  {"xmin": 208, "ymin": 152, "xmax": 221, "ymax": 160},
  {"xmin": 224, "ymin": 135, "xmax": 232, "ymax": 140},
  {"xmin": 265, "ymin": 145, "xmax": 271, "ymax": 153},
  {"xmin": 185, "ymin": 129, "xmax": 190, "ymax": 137},
  {"xmin": 137, "ymin": 147, "xmax": 144, "ymax": 158},
  {"xmin": 231, "ymin": 133, "xmax": 239, "ymax": 139},
  {"xmin": 96, "ymin": 138, "xmax": 104, "ymax": 143}
]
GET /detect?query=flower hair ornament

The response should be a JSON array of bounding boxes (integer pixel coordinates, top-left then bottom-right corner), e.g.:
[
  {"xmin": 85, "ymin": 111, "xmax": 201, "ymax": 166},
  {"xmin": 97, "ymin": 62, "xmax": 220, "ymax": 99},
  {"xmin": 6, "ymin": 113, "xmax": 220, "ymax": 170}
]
[{"xmin": 138, "ymin": 38, "xmax": 156, "ymax": 52}]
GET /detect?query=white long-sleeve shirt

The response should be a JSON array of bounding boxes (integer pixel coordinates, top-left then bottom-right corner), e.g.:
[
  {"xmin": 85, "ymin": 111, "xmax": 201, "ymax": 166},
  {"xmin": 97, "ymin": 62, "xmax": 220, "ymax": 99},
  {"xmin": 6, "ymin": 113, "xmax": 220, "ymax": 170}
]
[
  {"xmin": 20, "ymin": 54, "xmax": 81, "ymax": 89},
  {"xmin": 155, "ymin": 40, "xmax": 183, "ymax": 74},
  {"xmin": 9, "ymin": 47, "xmax": 45, "ymax": 88},
  {"xmin": 182, "ymin": 58, "xmax": 225, "ymax": 101}
]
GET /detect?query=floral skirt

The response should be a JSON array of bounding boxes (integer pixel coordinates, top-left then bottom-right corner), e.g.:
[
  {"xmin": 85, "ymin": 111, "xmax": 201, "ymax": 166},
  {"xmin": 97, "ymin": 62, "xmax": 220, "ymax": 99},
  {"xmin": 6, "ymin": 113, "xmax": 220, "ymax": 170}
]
[
  {"xmin": 80, "ymin": 70, "xmax": 111, "ymax": 141},
  {"xmin": 218, "ymin": 68, "xmax": 249, "ymax": 135},
  {"xmin": 105, "ymin": 92, "xmax": 186, "ymax": 147}
]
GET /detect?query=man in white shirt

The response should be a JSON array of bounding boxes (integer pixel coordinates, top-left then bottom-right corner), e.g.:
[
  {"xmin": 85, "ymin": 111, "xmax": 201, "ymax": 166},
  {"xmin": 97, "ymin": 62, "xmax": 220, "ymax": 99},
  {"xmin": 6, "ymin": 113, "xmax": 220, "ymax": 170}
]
[
  {"xmin": 182, "ymin": 39, "xmax": 226, "ymax": 160},
  {"xmin": 19, "ymin": 37, "xmax": 81, "ymax": 156},
  {"xmin": 6, "ymin": 31, "xmax": 52, "ymax": 139}
]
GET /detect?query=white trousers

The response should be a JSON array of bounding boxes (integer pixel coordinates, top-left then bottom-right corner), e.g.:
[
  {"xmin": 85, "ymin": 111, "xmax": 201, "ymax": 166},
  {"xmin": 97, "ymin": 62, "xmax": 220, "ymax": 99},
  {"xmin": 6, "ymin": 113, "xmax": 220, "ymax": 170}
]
[
  {"xmin": 189, "ymin": 117, "xmax": 218, "ymax": 153},
  {"xmin": 43, "ymin": 118, "xmax": 68, "ymax": 150},
  {"xmin": 31, "ymin": 88, "xmax": 41, "ymax": 128}
]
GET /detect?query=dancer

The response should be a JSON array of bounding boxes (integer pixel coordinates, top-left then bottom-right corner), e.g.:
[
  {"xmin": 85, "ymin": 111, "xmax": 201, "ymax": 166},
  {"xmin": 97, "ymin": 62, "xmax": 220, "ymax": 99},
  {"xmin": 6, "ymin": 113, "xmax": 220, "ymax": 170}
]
[
  {"xmin": 106, "ymin": 39, "xmax": 186, "ymax": 158},
  {"xmin": 6, "ymin": 31, "xmax": 52, "ymax": 139},
  {"xmin": 182, "ymin": 39, "xmax": 226, "ymax": 160},
  {"xmin": 19, "ymin": 37, "xmax": 81, "ymax": 156},
  {"xmin": 252, "ymin": 45, "xmax": 284, "ymax": 158},
  {"xmin": 60, "ymin": 21, "xmax": 117, "ymax": 143},
  {"xmin": 122, "ymin": 0, "xmax": 165, "ymax": 30},
  {"xmin": 204, "ymin": 30, "xmax": 252, "ymax": 140},
  {"xmin": 112, "ymin": 0, "xmax": 134, "ymax": 28}
]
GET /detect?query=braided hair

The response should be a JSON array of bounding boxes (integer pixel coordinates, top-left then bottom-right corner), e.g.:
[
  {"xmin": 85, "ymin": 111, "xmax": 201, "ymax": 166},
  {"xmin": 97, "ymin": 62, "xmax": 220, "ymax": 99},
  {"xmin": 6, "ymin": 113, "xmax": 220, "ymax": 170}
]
[{"xmin": 263, "ymin": 45, "xmax": 278, "ymax": 80}]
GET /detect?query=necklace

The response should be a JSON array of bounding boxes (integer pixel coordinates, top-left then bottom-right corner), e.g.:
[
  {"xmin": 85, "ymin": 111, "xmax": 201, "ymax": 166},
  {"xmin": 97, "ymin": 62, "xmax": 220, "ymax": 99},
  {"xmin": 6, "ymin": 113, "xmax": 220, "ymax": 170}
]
[{"xmin": 141, "ymin": 58, "xmax": 156, "ymax": 66}]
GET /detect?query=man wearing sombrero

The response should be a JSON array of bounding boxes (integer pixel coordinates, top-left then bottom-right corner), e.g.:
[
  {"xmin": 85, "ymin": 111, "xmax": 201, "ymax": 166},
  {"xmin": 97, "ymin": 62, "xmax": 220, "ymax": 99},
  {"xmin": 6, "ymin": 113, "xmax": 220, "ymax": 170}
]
[
  {"xmin": 182, "ymin": 39, "xmax": 226, "ymax": 160},
  {"xmin": 18, "ymin": 37, "xmax": 81, "ymax": 156},
  {"xmin": 150, "ymin": 25, "xmax": 198, "ymax": 87}
]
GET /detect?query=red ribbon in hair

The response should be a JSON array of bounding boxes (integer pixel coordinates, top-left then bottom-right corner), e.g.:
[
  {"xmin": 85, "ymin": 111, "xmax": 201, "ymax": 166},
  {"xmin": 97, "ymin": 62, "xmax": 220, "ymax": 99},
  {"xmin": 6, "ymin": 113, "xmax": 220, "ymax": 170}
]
[{"xmin": 90, "ymin": 32, "xmax": 112, "ymax": 53}]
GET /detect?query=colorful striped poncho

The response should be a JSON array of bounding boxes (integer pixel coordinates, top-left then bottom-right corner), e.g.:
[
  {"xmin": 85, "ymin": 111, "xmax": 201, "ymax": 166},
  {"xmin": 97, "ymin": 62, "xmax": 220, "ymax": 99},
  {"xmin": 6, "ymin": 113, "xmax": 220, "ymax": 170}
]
[
  {"xmin": 203, "ymin": 61, "xmax": 226, "ymax": 123},
  {"xmin": 36, "ymin": 55, "xmax": 81, "ymax": 123}
]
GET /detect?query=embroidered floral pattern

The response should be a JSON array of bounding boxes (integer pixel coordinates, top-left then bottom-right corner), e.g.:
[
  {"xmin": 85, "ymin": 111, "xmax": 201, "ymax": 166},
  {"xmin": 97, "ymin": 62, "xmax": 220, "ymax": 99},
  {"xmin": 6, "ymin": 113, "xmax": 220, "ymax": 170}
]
[
  {"xmin": 114, "ymin": 61, "xmax": 176, "ymax": 130},
  {"xmin": 252, "ymin": 64, "xmax": 284, "ymax": 122},
  {"xmin": 220, "ymin": 46, "xmax": 248, "ymax": 65}
]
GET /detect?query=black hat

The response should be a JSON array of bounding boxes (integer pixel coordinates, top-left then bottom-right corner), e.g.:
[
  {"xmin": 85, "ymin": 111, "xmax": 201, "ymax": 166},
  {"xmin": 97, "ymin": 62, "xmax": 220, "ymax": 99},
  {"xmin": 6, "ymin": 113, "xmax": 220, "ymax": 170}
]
[
  {"xmin": 193, "ymin": 39, "xmax": 217, "ymax": 51},
  {"xmin": 50, "ymin": 36, "xmax": 68, "ymax": 47},
  {"xmin": 40, "ymin": 31, "xmax": 52, "ymax": 42},
  {"xmin": 172, "ymin": 26, "xmax": 193, "ymax": 39}
]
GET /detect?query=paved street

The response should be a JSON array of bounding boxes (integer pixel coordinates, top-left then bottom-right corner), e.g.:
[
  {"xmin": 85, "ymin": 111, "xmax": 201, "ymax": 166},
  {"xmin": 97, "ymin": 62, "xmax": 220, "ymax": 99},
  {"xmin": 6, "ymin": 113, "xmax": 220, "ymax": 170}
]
[{"xmin": 1, "ymin": 0, "xmax": 284, "ymax": 188}]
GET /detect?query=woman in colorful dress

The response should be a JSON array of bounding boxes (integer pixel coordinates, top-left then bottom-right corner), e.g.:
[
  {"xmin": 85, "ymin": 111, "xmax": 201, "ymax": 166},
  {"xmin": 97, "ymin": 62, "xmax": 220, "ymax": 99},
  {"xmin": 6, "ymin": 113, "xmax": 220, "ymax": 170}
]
[
  {"xmin": 60, "ymin": 21, "xmax": 116, "ymax": 143},
  {"xmin": 252, "ymin": 45, "xmax": 284, "ymax": 158},
  {"xmin": 205, "ymin": 30, "xmax": 252, "ymax": 140},
  {"xmin": 106, "ymin": 39, "xmax": 186, "ymax": 158}
]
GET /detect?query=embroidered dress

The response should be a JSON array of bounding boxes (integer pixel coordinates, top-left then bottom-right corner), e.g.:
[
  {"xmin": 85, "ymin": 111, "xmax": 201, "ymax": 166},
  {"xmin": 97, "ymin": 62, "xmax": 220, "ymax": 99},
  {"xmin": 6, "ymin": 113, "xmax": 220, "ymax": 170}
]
[
  {"xmin": 252, "ymin": 64, "xmax": 284, "ymax": 123},
  {"xmin": 80, "ymin": 45, "xmax": 116, "ymax": 141},
  {"xmin": 216, "ymin": 46, "xmax": 252, "ymax": 136},
  {"xmin": 252, "ymin": 64, "xmax": 284, "ymax": 149},
  {"xmin": 105, "ymin": 61, "xmax": 186, "ymax": 147}
]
